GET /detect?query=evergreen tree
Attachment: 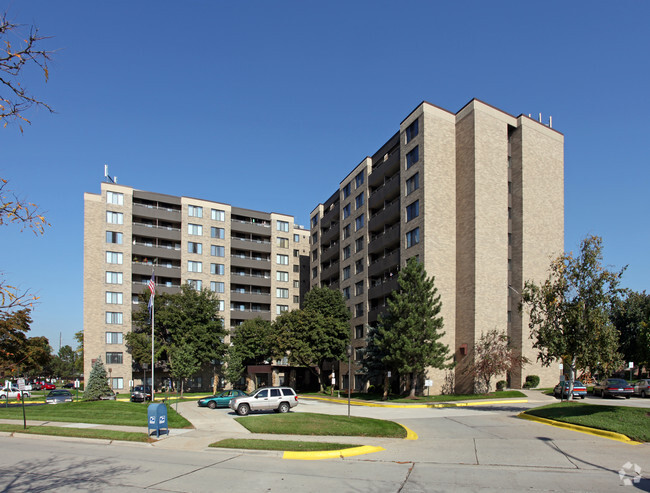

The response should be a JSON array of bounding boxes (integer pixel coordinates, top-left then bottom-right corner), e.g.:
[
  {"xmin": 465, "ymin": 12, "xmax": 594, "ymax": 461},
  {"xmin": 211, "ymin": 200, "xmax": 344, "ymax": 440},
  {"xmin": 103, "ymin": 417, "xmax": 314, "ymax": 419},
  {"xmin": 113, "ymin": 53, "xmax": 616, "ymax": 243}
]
[
  {"xmin": 369, "ymin": 258, "xmax": 451, "ymax": 398},
  {"xmin": 83, "ymin": 357, "xmax": 113, "ymax": 400}
]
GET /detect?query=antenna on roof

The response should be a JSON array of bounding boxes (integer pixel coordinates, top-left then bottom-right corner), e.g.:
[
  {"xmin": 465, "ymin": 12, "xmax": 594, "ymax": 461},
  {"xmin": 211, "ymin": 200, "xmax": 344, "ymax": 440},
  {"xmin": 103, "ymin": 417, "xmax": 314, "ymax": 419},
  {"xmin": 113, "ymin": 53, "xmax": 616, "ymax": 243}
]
[{"xmin": 104, "ymin": 164, "xmax": 117, "ymax": 184}]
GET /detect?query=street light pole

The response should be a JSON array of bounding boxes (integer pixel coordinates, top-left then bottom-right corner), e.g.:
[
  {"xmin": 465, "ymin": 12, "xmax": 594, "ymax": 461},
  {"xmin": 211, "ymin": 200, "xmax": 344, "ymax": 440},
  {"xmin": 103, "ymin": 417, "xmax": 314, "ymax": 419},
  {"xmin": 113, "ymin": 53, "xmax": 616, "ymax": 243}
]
[{"xmin": 347, "ymin": 344, "xmax": 352, "ymax": 418}]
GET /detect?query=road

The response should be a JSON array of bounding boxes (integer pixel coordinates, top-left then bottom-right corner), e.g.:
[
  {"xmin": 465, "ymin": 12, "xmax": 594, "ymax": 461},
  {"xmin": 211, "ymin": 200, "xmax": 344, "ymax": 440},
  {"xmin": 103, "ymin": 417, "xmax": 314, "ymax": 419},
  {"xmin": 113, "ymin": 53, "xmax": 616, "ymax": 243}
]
[{"xmin": 0, "ymin": 392, "xmax": 649, "ymax": 492}]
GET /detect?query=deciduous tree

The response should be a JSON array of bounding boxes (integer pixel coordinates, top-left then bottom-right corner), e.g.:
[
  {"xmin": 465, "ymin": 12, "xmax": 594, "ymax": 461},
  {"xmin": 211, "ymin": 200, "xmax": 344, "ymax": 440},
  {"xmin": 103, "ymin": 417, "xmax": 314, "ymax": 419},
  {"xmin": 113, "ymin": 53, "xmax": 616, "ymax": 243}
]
[
  {"xmin": 611, "ymin": 291, "xmax": 650, "ymax": 377},
  {"xmin": 463, "ymin": 329, "xmax": 529, "ymax": 393},
  {"xmin": 225, "ymin": 318, "xmax": 273, "ymax": 386},
  {"xmin": 521, "ymin": 235, "xmax": 624, "ymax": 399}
]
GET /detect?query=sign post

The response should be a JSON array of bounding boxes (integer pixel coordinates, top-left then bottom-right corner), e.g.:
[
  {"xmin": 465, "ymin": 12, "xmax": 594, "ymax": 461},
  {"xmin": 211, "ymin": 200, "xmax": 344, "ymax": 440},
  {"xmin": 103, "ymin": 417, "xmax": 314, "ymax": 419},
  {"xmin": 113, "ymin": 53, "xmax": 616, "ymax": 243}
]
[{"xmin": 17, "ymin": 378, "xmax": 26, "ymax": 429}]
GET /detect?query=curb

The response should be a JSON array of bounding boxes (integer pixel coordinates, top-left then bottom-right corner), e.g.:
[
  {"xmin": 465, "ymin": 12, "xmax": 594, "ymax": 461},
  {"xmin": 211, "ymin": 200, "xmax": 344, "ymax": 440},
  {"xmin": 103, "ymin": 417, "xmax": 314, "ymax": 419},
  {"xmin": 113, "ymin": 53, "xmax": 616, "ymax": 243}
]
[
  {"xmin": 397, "ymin": 423, "xmax": 418, "ymax": 440},
  {"xmin": 301, "ymin": 395, "xmax": 528, "ymax": 409},
  {"xmin": 283, "ymin": 445, "xmax": 385, "ymax": 460},
  {"xmin": 517, "ymin": 412, "xmax": 641, "ymax": 445}
]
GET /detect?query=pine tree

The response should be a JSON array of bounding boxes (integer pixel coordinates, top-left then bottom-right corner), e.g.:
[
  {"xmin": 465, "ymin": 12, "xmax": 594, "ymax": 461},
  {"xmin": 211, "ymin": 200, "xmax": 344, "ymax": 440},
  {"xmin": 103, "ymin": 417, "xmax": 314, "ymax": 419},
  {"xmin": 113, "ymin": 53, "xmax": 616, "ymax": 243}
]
[
  {"xmin": 83, "ymin": 357, "xmax": 113, "ymax": 400},
  {"xmin": 370, "ymin": 258, "xmax": 451, "ymax": 398}
]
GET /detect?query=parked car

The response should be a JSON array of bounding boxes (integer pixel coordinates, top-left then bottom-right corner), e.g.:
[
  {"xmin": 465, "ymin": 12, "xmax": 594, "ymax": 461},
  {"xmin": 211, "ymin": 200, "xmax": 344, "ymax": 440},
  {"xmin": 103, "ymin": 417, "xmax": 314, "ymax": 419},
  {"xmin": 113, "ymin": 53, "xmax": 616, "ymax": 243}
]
[
  {"xmin": 45, "ymin": 389, "xmax": 74, "ymax": 404},
  {"xmin": 198, "ymin": 389, "xmax": 248, "ymax": 409},
  {"xmin": 99, "ymin": 390, "xmax": 116, "ymax": 400},
  {"xmin": 41, "ymin": 383, "xmax": 56, "ymax": 390},
  {"xmin": 229, "ymin": 386, "xmax": 298, "ymax": 416},
  {"xmin": 62, "ymin": 382, "xmax": 75, "ymax": 389},
  {"xmin": 593, "ymin": 378, "xmax": 633, "ymax": 398},
  {"xmin": 553, "ymin": 380, "xmax": 587, "ymax": 399},
  {"xmin": 130, "ymin": 386, "xmax": 152, "ymax": 402},
  {"xmin": 0, "ymin": 386, "xmax": 31, "ymax": 400},
  {"xmin": 633, "ymin": 379, "xmax": 650, "ymax": 398},
  {"xmin": 30, "ymin": 382, "xmax": 43, "ymax": 391}
]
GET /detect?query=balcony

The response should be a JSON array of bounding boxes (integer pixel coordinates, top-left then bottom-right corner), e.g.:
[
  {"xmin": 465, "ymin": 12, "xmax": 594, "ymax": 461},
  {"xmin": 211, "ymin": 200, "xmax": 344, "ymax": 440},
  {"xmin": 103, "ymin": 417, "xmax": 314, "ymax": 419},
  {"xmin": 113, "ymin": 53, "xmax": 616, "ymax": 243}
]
[
  {"xmin": 368, "ymin": 276, "xmax": 399, "ymax": 301},
  {"xmin": 231, "ymin": 219, "xmax": 271, "ymax": 235},
  {"xmin": 229, "ymin": 308, "xmax": 272, "ymax": 321},
  {"xmin": 320, "ymin": 261, "xmax": 339, "ymax": 280},
  {"xmin": 133, "ymin": 202, "xmax": 181, "ymax": 222},
  {"xmin": 230, "ymin": 271, "xmax": 271, "ymax": 287},
  {"xmin": 368, "ymin": 249, "xmax": 400, "ymax": 278},
  {"xmin": 231, "ymin": 254, "xmax": 271, "ymax": 270},
  {"xmin": 230, "ymin": 290, "xmax": 272, "ymax": 304},
  {"xmin": 132, "ymin": 243, "xmax": 181, "ymax": 260},
  {"xmin": 321, "ymin": 222, "xmax": 339, "ymax": 245},
  {"xmin": 320, "ymin": 241, "xmax": 339, "ymax": 263},
  {"xmin": 368, "ymin": 223, "xmax": 400, "ymax": 255},
  {"xmin": 369, "ymin": 197, "xmax": 400, "ymax": 231},
  {"xmin": 369, "ymin": 149, "xmax": 400, "ymax": 187},
  {"xmin": 132, "ymin": 261, "xmax": 180, "ymax": 277},
  {"xmin": 231, "ymin": 236, "xmax": 272, "ymax": 253},
  {"xmin": 132, "ymin": 223, "xmax": 181, "ymax": 241}
]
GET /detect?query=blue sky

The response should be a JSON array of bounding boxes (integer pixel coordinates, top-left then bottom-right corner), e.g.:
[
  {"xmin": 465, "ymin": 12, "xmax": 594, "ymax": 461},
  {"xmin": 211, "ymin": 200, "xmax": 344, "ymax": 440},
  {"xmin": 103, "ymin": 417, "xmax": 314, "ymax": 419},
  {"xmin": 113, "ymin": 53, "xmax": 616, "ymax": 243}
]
[{"xmin": 1, "ymin": 1, "xmax": 648, "ymax": 352}]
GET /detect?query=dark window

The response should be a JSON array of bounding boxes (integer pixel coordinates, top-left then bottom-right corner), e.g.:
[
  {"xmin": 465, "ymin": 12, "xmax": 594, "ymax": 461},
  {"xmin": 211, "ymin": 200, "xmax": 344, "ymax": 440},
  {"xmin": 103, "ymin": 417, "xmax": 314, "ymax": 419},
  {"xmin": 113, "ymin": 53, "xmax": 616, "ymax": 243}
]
[
  {"xmin": 270, "ymin": 389, "xmax": 281, "ymax": 397},
  {"xmin": 406, "ymin": 146, "xmax": 419, "ymax": 169},
  {"xmin": 406, "ymin": 173, "xmax": 419, "ymax": 195},
  {"xmin": 406, "ymin": 119, "xmax": 419, "ymax": 143},
  {"xmin": 406, "ymin": 200, "xmax": 419, "ymax": 222}
]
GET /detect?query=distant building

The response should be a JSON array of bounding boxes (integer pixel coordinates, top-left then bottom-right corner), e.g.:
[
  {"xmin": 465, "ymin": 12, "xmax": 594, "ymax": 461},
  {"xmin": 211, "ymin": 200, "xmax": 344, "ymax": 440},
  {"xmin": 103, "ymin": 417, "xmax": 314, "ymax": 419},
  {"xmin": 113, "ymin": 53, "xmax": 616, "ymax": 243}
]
[
  {"xmin": 309, "ymin": 99, "xmax": 564, "ymax": 393},
  {"xmin": 83, "ymin": 183, "xmax": 310, "ymax": 391}
]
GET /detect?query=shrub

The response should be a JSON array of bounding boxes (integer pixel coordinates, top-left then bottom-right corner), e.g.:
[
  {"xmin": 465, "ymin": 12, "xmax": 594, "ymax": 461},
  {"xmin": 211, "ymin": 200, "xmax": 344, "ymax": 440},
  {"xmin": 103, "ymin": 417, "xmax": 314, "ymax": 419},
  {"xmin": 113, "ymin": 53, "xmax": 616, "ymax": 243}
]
[
  {"xmin": 524, "ymin": 375, "xmax": 540, "ymax": 389},
  {"xmin": 496, "ymin": 380, "xmax": 507, "ymax": 391}
]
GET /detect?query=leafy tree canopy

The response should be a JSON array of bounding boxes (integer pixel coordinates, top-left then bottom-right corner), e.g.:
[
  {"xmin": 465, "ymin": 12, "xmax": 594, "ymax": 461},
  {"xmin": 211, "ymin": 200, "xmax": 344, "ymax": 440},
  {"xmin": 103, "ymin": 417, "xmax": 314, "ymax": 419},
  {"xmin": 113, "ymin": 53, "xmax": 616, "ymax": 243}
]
[
  {"xmin": 611, "ymin": 290, "xmax": 650, "ymax": 372},
  {"xmin": 521, "ymin": 235, "xmax": 624, "ymax": 384},
  {"xmin": 225, "ymin": 318, "xmax": 273, "ymax": 385}
]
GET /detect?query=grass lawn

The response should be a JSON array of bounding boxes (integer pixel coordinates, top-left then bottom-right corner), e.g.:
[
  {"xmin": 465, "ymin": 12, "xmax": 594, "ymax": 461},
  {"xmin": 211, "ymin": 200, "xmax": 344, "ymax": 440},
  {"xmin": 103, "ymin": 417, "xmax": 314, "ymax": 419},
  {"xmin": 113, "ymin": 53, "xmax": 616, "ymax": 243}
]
[
  {"xmin": 524, "ymin": 402, "xmax": 650, "ymax": 442},
  {"xmin": 210, "ymin": 438, "xmax": 361, "ymax": 451},
  {"xmin": 0, "ymin": 401, "xmax": 191, "ymax": 428},
  {"xmin": 302, "ymin": 390, "xmax": 526, "ymax": 403},
  {"xmin": 236, "ymin": 412, "xmax": 406, "ymax": 438},
  {"xmin": 0, "ymin": 423, "xmax": 150, "ymax": 442}
]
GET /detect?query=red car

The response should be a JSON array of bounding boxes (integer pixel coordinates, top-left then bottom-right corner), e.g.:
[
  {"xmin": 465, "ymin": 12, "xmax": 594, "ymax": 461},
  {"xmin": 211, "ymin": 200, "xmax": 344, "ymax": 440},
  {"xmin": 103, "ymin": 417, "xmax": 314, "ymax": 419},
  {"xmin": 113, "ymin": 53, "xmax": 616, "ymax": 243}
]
[{"xmin": 41, "ymin": 383, "xmax": 56, "ymax": 390}]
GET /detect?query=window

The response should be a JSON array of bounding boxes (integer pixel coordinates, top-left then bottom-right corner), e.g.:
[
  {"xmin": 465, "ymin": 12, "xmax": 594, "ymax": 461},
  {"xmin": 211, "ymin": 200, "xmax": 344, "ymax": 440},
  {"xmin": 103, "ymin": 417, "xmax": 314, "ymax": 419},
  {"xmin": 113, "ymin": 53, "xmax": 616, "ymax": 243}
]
[
  {"xmin": 276, "ymin": 254, "xmax": 289, "ymax": 265},
  {"xmin": 277, "ymin": 237, "xmax": 289, "ymax": 248},
  {"xmin": 342, "ymin": 224, "xmax": 351, "ymax": 240},
  {"xmin": 277, "ymin": 271, "xmax": 289, "ymax": 282},
  {"xmin": 188, "ymin": 205, "xmax": 203, "ymax": 217},
  {"xmin": 293, "ymin": 280, "xmax": 300, "ymax": 288},
  {"xmin": 276, "ymin": 288, "xmax": 289, "ymax": 298},
  {"xmin": 105, "ymin": 332, "xmax": 123, "ymax": 344},
  {"xmin": 188, "ymin": 242, "xmax": 202, "ymax": 254},
  {"xmin": 293, "ymin": 265, "xmax": 299, "ymax": 273},
  {"xmin": 210, "ymin": 281, "xmax": 225, "ymax": 293},
  {"xmin": 211, "ymin": 227, "xmax": 225, "ymax": 239},
  {"xmin": 406, "ymin": 200, "xmax": 419, "ymax": 222},
  {"xmin": 106, "ymin": 191, "xmax": 124, "ymax": 205},
  {"xmin": 106, "ymin": 271, "xmax": 123, "ymax": 284},
  {"xmin": 293, "ymin": 295, "xmax": 300, "ymax": 303},
  {"xmin": 211, "ymin": 263, "xmax": 225, "ymax": 275},
  {"xmin": 211, "ymin": 209, "xmax": 225, "ymax": 221},
  {"xmin": 355, "ymin": 348, "xmax": 364, "ymax": 361},
  {"xmin": 106, "ymin": 211, "xmax": 123, "ymax": 224},
  {"xmin": 355, "ymin": 302, "xmax": 364, "ymax": 317},
  {"xmin": 311, "ymin": 215, "xmax": 318, "ymax": 227},
  {"xmin": 105, "ymin": 312, "xmax": 123, "ymax": 324},
  {"xmin": 355, "ymin": 325, "xmax": 364, "ymax": 339},
  {"xmin": 111, "ymin": 377, "xmax": 124, "ymax": 390},
  {"xmin": 355, "ymin": 171, "xmax": 364, "ymax": 188},
  {"xmin": 343, "ymin": 245, "xmax": 351, "ymax": 260},
  {"xmin": 355, "ymin": 259, "xmax": 364, "ymax": 274},
  {"xmin": 211, "ymin": 245, "xmax": 225, "ymax": 257},
  {"xmin": 188, "ymin": 223, "xmax": 202, "ymax": 236},
  {"xmin": 312, "ymin": 267, "xmax": 318, "ymax": 279},
  {"xmin": 342, "ymin": 204, "xmax": 351, "ymax": 219},
  {"xmin": 406, "ymin": 227, "xmax": 420, "ymax": 248},
  {"xmin": 342, "ymin": 286, "xmax": 351, "ymax": 300},
  {"xmin": 188, "ymin": 279, "xmax": 202, "ymax": 290},
  {"xmin": 406, "ymin": 172, "xmax": 419, "ymax": 195},
  {"xmin": 188, "ymin": 260, "xmax": 202, "ymax": 273},
  {"xmin": 406, "ymin": 146, "xmax": 420, "ymax": 169},
  {"xmin": 293, "ymin": 249, "xmax": 299, "ymax": 257},
  {"xmin": 355, "ymin": 214, "xmax": 365, "ymax": 231},
  {"xmin": 106, "ymin": 352, "xmax": 123, "ymax": 364},
  {"xmin": 355, "ymin": 281, "xmax": 364, "ymax": 296},
  {"xmin": 355, "ymin": 236, "xmax": 364, "ymax": 253},
  {"xmin": 277, "ymin": 220, "xmax": 289, "ymax": 232},
  {"xmin": 343, "ymin": 266, "xmax": 351, "ymax": 280},
  {"xmin": 312, "ymin": 232, "xmax": 318, "ymax": 244},
  {"xmin": 406, "ymin": 119, "xmax": 419, "ymax": 143},
  {"xmin": 217, "ymin": 300, "xmax": 225, "ymax": 311},
  {"xmin": 106, "ymin": 292, "xmax": 123, "ymax": 304},
  {"xmin": 355, "ymin": 192, "xmax": 364, "ymax": 209},
  {"xmin": 106, "ymin": 231, "xmax": 122, "ymax": 244},
  {"xmin": 277, "ymin": 305, "xmax": 289, "ymax": 314},
  {"xmin": 342, "ymin": 182, "xmax": 351, "ymax": 199},
  {"xmin": 106, "ymin": 251, "xmax": 123, "ymax": 264},
  {"xmin": 294, "ymin": 234, "xmax": 300, "ymax": 242}
]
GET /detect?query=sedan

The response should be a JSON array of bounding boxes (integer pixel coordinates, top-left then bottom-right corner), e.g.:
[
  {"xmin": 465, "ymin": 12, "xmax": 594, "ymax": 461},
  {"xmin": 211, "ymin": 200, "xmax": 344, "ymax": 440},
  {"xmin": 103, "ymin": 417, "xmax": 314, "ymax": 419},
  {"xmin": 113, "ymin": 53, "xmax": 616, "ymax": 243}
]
[
  {"xmin": 593, "ymin": 378, "xmax": 633, "ymax": 398},
  {"xmin": 553, "ymin": 380, "xmax": 587, "ymax": 399},
  {"xmin": 633, "ymin": 379, "xmax": 650, "ymax": 398},
  {"xmin": 0, "ymin": 387, "xmax": 30, "ymax": 400},
  {"xmin": 45, "ymin": 389, "xmax": 73, "ymax": 404},
  {"xmin": 198, "ymin": 389, "xmax": 248, "ymax": 409},
  {"xmin": 42, "ymin": 383, "xmax": 56, "ymax": 390}
]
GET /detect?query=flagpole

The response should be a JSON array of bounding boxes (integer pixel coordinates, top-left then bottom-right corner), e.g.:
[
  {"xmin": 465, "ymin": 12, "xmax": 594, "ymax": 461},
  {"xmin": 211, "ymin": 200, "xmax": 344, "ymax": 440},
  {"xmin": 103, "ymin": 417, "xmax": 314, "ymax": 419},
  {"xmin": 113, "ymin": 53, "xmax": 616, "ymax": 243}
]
[{"xmin": 151, "ymin": 295, "xmax": 155, "ymax": 403}]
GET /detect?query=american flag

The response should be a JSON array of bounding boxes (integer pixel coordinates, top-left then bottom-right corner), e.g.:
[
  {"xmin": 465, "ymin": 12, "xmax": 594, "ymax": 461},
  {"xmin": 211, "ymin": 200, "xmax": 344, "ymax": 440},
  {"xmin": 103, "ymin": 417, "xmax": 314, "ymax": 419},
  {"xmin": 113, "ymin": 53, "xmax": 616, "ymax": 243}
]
[{"xmin": 147, "ymin": 273, "xmax": 155, "ymax": 315}]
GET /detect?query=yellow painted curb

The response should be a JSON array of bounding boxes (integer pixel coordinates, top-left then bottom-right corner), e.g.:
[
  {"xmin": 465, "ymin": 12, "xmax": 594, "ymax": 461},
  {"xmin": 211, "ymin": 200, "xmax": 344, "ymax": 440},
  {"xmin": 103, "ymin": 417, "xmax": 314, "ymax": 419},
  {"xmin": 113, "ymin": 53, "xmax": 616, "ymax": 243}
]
[
  {"xmin": 300, "ymin": 395, "xmax": 528, "ymax": 409},
  {"xmin": 518, "ymin": 412, "xmax": 641, "ymax": 445},
  {"xmin": 397, "ymin": 423, "xmax": 418, "ymax": 440},
  {"xmin": 283, "ymin": 445, "xmax": 385, "ymax": 460}
]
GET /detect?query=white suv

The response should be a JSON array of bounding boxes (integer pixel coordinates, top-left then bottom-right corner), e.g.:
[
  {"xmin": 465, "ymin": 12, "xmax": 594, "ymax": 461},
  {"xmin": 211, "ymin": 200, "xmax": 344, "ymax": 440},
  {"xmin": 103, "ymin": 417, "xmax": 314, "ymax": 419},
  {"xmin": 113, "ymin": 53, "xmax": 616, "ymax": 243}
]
[{"xmin": 229, "ymin": 386, "xmax": 298, "ymax": 416}]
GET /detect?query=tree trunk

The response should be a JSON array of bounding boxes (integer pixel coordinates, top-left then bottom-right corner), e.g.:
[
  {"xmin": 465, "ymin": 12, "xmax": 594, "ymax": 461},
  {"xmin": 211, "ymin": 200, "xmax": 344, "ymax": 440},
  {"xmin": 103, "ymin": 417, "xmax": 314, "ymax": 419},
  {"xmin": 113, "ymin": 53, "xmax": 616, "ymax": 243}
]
[
  {"xmin": 567, "ymin": 356, "xmax": 577, "ymax": 402},
  {"xmin": 180, "ymin": 379, "xmax": 184, "ymax": 399},
  {"xmin": 409, "ymin": 373, "xmax": 417, "ymax": 398}
]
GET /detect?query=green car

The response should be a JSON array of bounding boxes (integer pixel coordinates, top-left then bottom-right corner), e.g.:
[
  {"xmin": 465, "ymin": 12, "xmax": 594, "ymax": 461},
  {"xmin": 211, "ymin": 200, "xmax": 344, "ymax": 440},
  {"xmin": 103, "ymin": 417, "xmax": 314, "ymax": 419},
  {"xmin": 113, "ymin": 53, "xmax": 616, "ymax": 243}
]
[{"xmin": 197, "ymin": 390, "xmax": 248, "ymax": 409}]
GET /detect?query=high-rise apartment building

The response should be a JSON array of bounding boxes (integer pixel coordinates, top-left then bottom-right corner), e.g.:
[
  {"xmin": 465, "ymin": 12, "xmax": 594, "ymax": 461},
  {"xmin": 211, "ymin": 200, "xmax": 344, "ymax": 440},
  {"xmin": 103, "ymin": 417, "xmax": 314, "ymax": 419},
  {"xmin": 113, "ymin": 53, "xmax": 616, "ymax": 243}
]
[
  {"xmin": 309, "ymin": 99, "xmax": 564, "ymax": 393},
  {"xmin": 83, "ymin": 183, "xmax": 310, "ymax": 391}
]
